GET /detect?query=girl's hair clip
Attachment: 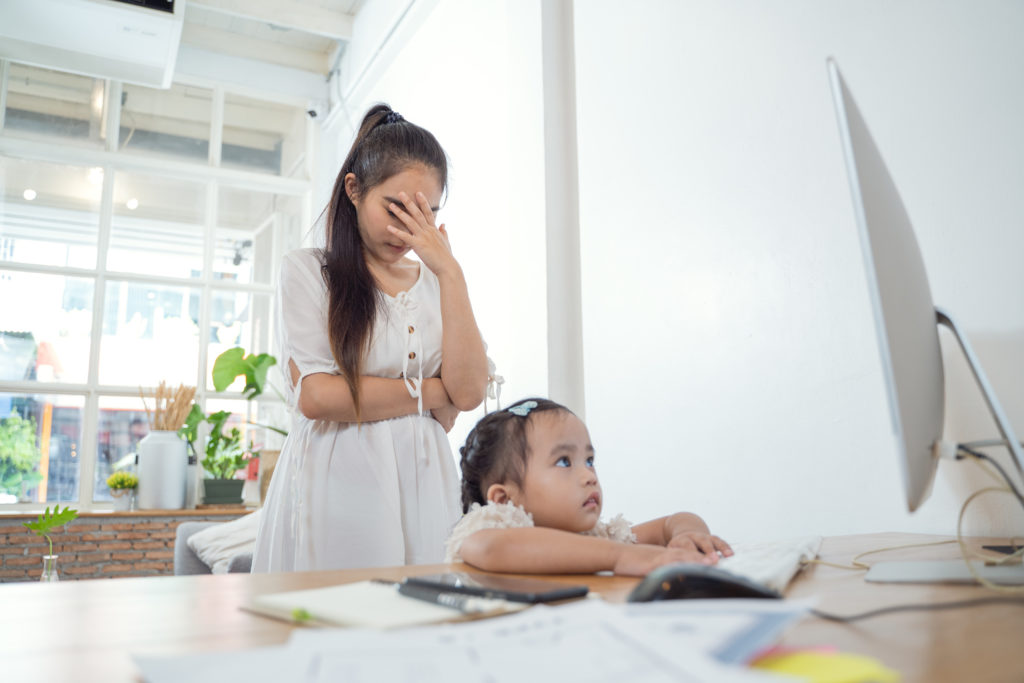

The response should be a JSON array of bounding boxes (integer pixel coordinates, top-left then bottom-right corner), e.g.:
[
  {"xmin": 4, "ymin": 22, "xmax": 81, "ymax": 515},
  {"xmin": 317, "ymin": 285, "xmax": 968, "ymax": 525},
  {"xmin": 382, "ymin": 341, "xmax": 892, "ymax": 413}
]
[{"xmin": 507, "ymin": 400, "xmax": 538, "ymax": 417}]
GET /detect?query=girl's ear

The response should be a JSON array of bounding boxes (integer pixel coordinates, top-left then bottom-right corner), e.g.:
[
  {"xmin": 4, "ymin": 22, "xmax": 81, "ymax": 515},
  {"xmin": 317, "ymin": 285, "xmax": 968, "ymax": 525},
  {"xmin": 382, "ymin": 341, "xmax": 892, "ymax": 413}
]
[
  {"xmin": 486, "ymin": 483, "xmax": 517, "ymax": 505},
  {"xmin": 343, "ymin": 173, "xmax": 360, "ymax": 203}
]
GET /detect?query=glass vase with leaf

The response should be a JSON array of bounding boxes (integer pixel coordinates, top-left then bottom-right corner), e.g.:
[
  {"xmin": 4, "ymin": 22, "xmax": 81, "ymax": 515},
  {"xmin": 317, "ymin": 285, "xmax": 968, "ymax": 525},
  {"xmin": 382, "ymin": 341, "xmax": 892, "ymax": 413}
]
[{"xmin": 23, "ymin": 505, "xmax": 78, "ymax": 581}]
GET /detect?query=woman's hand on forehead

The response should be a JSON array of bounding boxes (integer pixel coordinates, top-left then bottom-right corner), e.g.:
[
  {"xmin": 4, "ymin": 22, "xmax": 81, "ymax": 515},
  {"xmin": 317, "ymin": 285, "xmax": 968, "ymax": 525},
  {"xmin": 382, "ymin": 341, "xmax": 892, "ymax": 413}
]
[{"xmin": 386, "ymin": 191, "xmax": 459, "ymax": 278}]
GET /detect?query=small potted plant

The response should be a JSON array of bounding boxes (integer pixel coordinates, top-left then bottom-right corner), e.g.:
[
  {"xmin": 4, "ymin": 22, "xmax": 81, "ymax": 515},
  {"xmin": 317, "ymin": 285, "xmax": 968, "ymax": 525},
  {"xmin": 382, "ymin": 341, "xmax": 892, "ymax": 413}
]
[
  {"xmin": 106, "ymin": 471, "xmax": 138, "ymax": 511},
  {"xmin": 23, "ymin": 505, "xmax": 78, "ymax": 581},
  {"xmin": 180, "ymin": 407, "xmax": 250, "ymax": 506}
]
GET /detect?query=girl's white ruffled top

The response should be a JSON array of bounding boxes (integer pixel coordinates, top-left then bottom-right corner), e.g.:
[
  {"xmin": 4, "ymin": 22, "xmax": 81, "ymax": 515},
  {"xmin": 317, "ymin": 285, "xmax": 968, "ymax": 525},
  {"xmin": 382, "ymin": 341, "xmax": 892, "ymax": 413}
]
[
  {"xmin": 253, "ymin": 248, "xmax": 461, "ymax": 572},
  {"xmin": 445, "ymin": 501, "xmax": 637, "ymax": 563}
]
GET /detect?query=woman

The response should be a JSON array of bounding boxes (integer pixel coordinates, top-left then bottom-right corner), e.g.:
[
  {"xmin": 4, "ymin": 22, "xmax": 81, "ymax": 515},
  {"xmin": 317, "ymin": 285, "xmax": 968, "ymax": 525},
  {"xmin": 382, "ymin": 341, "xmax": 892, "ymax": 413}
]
[{"xmin": 252, "ymin": 104, "xmax": 488, "ymax": 571}]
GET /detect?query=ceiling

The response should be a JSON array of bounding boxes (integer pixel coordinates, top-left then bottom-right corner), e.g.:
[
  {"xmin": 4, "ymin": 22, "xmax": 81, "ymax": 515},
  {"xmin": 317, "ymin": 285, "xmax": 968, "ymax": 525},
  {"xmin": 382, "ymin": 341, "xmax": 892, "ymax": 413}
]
[{"xmin": 181, "ymin": 0, "xmax": 363, "ymax": 77}]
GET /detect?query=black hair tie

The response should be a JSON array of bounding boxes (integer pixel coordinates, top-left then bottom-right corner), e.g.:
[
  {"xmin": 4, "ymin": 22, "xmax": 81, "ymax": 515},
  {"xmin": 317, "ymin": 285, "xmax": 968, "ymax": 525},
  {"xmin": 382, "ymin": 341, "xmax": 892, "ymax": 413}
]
[{"xmin": 383, "ymin": 111, "xmax": 404, "ymax": 125}]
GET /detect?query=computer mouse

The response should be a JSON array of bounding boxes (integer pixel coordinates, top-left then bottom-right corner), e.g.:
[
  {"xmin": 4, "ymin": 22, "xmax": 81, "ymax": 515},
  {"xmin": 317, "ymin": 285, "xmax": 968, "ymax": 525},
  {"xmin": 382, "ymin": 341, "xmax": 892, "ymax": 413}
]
[{"xmin": 626, "ymin": 563, "xmax": 782, "ymax": 602}]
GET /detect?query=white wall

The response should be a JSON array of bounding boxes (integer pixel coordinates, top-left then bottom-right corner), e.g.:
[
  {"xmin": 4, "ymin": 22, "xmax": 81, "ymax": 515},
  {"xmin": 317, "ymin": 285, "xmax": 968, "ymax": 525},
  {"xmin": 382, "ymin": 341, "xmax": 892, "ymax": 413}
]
[
  {"xmin": 574, "ymin": 1, "xmax": 1024, "ymax": 540},
  {"xmin": 338, "ymin": 0, "xmax": 549, "ymax": 454},
  {"xmin": 331, "ymin": 0, "xmax": 1024, "ymax": 541}
]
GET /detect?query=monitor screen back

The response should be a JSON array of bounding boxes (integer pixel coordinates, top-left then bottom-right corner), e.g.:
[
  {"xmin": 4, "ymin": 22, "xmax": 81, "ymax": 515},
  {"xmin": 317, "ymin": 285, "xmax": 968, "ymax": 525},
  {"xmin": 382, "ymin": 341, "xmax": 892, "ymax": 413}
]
[{"xmin": 828, "ymin": 59, "xmax": 945, "ymax": 511}]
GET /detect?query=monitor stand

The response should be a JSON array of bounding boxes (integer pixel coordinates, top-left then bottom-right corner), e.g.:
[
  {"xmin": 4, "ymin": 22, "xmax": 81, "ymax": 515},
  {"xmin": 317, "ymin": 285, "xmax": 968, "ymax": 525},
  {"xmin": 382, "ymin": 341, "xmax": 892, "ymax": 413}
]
[
  {"xmin": 866, "ymin": 560, "xmax": 1024, "ymax": 584},
  {"xmin": 935, "ymin": 307, "xmax": 1024, "ymax": 477},
  {"xmin": 867, "ymin": 307, "xmax": 1024, "ymax": 585}
]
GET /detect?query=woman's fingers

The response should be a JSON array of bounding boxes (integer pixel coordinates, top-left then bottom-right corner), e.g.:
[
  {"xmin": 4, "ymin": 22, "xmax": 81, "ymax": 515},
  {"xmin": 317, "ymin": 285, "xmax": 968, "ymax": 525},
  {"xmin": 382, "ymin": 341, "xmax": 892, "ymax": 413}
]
[
  {"xmin": 385, "ymin": 192, "xmax": 457, "ymax": 276},
  {"xmin": 388, "ymin": 201, "xmax": 419, "ymax": 234},
  {"xmin": 386, "ymin": 224, "xmax": 413, "ymax": 243},
  {"xmin": 392, "ymin": 191, "xmax": 431, "ymax": 232},
  {"xmin": 413, "ymin": 191, "xmax": 435, "ymax": 226}
]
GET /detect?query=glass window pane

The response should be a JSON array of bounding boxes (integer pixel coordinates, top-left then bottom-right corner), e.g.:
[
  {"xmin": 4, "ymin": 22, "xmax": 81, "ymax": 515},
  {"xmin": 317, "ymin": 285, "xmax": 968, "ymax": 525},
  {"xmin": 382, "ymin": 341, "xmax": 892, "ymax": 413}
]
[
  {"xmin": 99, "ymin": 280, "xmax": 201, "ymax": 387},
  {"xmin": 205, "ymin": 291, "xmax": 272, "ymax": 392},
  {"xmin": 3, "ymin": 63, "xmax": 107, "ymax": 148},
  {"xmin": 108, "ymin": 171, "xmax": 205, "ymax": 278},
  {"xmin": 94, "ymin": 396, "xmax": 150, "ymax": 502},
  {"xmin": 0, "ymin": 271, "xmax": 93, "ymax": 384},
  {"xmin": 0, "ymin": 393, "xmax": 84, "ymax": 505},
  {"xmin": 222, "ymin": 94, "xmax": 306, "ymax": 175},
  {"xmin": 120, "ymin": 83, "xmax": 212, "ymax": 163},
  {"xmin": 0, "ymin": 156, "xmax": 101, "ymax": 269},
  {"xmin": 217, "ymin": 188, "xmax": 300, "ymax": 285}
]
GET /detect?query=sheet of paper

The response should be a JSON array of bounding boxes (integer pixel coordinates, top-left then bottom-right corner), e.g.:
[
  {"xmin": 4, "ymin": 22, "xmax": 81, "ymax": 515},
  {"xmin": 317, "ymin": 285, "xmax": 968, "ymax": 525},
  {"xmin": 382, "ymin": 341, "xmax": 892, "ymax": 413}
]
[
  {"xmin": 613, "ymin": 598, "xmax": 814, "ymax": 664},
  {"xmin": 134, "ymin": 597, "xmax": 808, "ymax": 683},
  {"xmin": 133, "ymin": 646, "xmax": 297, "ymax": 683},
  {"xmin": 288, "ymin": 599, "xmax": 803, "ymax": 682}
]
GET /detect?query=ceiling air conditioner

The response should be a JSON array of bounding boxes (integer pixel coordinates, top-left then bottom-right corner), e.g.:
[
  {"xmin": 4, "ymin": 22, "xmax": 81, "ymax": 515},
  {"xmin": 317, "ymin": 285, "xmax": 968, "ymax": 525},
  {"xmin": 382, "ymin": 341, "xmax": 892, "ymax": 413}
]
[{"xmin": 0, "ymin": 0, "xmax": 184, "ymax": 89}]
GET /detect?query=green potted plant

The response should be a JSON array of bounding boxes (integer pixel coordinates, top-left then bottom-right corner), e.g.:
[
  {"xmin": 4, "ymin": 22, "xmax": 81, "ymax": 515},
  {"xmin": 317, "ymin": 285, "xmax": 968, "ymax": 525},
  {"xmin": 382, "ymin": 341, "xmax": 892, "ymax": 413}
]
[
  {"xmin": 212, "ymin": 347, "xmax": 288, "ymax": 504},
  {"xmin": 106, "ymin": 471, "xmax": 138, "ymax": 511},
  {"xmin": 180, "ymin": 406, "xmax": 251, "ymax": 506},
  {"xmin": 0, "ymin": 412, "xmax": 43, "ymax": 503},
  {"xmin": 23, "ymin": 505, "xmax": 78, "ymax": 581}
]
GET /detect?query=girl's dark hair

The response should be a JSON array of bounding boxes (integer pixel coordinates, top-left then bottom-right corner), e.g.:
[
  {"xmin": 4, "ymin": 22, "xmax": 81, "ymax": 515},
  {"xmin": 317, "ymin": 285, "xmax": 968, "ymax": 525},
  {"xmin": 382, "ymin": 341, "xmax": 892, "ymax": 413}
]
[
  {"xmin": 458, "ymin": 398, "xmax": 573, "ymax": 513},
  {"xmin": 322, "ymin": 104, "xmax": 448, "ymax": 416}
]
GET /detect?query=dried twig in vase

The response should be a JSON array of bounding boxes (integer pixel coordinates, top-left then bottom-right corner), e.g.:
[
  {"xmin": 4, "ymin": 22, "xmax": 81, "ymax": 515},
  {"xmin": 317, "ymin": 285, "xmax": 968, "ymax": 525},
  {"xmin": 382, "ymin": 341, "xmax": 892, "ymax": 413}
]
[{"xmin": 141, "ymin": 381, "xmax": 197, "ymax": 431}]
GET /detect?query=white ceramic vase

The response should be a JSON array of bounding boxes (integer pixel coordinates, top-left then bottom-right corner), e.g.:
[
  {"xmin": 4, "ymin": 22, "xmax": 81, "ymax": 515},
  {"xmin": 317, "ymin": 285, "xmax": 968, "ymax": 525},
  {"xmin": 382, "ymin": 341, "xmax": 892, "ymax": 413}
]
[
  {"xmin": 135, "ymin": 430, "xmax": 187, "ymax": 510},
  {"xmin": 111, "ymin": 489, "xmax": 134, "ymax": 511}
]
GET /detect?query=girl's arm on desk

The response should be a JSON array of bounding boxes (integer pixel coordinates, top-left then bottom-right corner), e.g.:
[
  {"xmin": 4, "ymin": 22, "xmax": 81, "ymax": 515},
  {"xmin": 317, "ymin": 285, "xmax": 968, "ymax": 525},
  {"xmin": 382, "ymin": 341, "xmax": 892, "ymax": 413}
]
[{"xmin": 459, "ymin": 527, "xmax": 718, "ymax": 577}]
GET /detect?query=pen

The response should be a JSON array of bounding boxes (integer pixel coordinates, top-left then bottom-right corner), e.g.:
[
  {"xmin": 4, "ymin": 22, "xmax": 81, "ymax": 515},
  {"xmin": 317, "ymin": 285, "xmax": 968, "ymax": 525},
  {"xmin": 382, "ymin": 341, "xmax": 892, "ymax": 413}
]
[{"xmin": 396, "ymin": 581, "xmax": 493, "ymax": 614}]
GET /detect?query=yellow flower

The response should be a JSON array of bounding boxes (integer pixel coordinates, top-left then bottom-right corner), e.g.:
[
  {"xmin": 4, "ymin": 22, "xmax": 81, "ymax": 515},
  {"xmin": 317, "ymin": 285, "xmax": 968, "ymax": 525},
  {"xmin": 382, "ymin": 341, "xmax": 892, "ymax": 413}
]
[{"xmin": 106, "ymin": 471, "xmax": 138, "ymax": 490}]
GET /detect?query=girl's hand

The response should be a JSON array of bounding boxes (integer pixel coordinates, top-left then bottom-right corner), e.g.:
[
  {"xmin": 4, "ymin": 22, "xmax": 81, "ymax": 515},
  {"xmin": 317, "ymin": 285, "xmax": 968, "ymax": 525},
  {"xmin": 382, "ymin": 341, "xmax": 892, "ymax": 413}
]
[
  {"xmin": 668, "ymin": 532, "xmax": 733, "ymax": 560},
  {"xmin": 613, "ymin": 544, "xmax": 715, "ymax": 577},
  {"xmin": 386, "ymin": 191, "xmax": 459, "ymax": 279}
]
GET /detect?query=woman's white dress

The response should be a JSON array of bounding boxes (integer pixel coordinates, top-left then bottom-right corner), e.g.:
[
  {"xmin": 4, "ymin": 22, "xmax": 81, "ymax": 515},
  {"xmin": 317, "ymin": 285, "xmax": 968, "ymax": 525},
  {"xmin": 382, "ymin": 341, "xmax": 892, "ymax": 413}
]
[{"xmin": 252, "ymin": 248, "xmax": 461, "ymax": 572}]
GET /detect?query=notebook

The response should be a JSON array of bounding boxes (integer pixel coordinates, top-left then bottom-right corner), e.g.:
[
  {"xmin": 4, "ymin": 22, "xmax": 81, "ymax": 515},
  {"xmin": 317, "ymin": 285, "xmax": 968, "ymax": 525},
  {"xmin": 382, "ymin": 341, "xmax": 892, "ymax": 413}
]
[{"xmin": 243, "ymin": 579, "xmax": 529, "ymax": 629}]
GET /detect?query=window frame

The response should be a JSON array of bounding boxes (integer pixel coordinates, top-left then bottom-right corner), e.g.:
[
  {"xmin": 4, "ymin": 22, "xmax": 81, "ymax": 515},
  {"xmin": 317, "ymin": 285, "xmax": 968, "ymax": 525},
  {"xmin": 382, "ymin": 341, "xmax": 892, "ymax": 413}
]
[{"xmin": 0, "ymin": 62, "xmax": 313, "ymax": 512}]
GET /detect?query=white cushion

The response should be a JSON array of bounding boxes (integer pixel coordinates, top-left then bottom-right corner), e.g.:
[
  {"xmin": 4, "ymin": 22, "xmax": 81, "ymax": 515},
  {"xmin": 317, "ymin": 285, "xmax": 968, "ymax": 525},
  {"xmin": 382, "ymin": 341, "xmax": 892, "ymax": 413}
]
[{"xmin": 187, "ymin": 509, "xmax": 261, "ymax": 574}]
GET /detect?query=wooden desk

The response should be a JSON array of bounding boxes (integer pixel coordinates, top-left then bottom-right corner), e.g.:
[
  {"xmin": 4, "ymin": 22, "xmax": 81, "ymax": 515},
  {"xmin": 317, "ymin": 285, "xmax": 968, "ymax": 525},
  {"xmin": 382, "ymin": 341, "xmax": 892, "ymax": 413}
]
[{"xmin": 2, "ymin": 533, "xmax": 1021, "ymax": 682}]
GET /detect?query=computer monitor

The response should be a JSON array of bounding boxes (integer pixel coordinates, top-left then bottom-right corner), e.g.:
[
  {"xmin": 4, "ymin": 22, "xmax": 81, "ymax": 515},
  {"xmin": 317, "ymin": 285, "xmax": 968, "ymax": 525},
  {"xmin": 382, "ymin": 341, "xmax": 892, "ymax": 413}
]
[{"xmin": 827, "ymin": 58, "xmax": 1024, "ymax": 583}]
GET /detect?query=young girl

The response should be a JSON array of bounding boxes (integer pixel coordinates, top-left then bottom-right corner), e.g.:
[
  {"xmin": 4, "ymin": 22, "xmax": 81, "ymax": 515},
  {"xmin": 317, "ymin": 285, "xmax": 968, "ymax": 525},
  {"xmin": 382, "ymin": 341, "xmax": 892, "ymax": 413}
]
[
  {"xmin": 447, "ymin": 398, "xmax": 732, "ymax": 576},
  {"xmin": 252, "ymin": 105, "xmax": 489, "ymax": 572}
]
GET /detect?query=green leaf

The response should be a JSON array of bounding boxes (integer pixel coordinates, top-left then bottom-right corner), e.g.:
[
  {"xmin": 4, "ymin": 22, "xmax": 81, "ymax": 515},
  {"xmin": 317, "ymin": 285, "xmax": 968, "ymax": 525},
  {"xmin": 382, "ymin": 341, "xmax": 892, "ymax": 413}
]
[
  {"xmin": 178, "ymin": 404, "xmax": 205, "ymax": 446},
  {"xmin": 199, "ymin": 412, "xmax": 251, "ymax": 478},
  {"xmin": 211, "ymin": 347, "xmax": 246, "ymax": 392},
  {"xmin": 212, "ymin": 348, "xmax": 277, "ymax": 399},
  {"xmin": 244, "ymin": 353, "xmax": 277, "ymax": 399},
  {"xmin": 23, "ymin": 505, "xmax": 79, "ymax": 536}
]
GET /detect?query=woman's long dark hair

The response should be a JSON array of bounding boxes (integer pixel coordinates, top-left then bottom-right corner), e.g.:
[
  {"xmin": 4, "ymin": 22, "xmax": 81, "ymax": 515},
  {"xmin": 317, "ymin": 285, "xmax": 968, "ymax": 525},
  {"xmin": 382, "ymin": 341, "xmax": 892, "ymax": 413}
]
[{"xmin": 322, "ymin": 104, "xmax": 448, "ymax": 416}]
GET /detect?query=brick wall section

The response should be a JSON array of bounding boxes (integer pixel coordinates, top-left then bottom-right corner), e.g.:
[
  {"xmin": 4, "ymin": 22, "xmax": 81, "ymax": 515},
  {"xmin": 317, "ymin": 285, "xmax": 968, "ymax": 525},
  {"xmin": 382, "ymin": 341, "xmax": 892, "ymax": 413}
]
[{"xmin": 0, "ymin": 509, "xmax": 251, "ymax": 582}]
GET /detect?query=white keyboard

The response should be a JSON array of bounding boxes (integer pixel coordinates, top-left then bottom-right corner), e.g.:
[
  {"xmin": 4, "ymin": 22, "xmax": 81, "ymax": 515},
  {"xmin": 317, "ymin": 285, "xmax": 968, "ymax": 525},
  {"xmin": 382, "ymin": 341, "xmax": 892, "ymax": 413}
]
[{"xmin": 716, "ymin": 536, "xmax": 823, "ymax": 593}]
